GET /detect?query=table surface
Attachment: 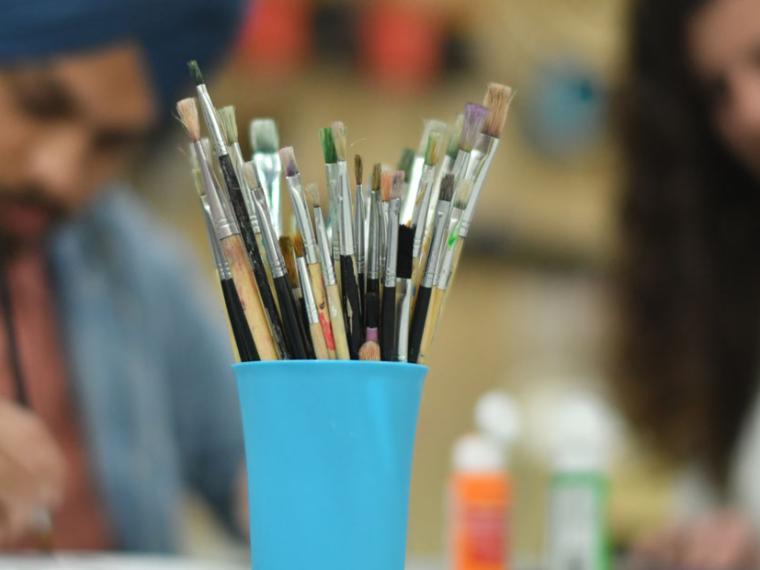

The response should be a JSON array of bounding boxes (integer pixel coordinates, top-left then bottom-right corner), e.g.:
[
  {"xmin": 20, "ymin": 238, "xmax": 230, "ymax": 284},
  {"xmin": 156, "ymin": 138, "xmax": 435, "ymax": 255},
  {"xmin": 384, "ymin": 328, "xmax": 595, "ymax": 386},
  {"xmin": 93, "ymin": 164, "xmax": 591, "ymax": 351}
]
[{"xmin": 0, "ymin": 555, "xmax": 442, "ymax": 570}]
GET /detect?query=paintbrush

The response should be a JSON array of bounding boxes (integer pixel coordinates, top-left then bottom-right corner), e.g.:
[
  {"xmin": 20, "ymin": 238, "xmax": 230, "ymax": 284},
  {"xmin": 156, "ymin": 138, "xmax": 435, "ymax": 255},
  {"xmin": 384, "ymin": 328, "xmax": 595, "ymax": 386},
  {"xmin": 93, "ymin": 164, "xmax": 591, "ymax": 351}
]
[
  {"xmin": 280, "ymin": 235, "xmax": 314, "ymax": 359},
  {"xmin": 450, "ymin": 103, "xmax": 489, "ymax": 190},
  {"xmin": 308, "ymin": 183, "xmax": 352, "ymax": 360},
  {"xmin": 250, "ymin": 118, "xmax": 284, "ymax": 237},
  {"xmin": 243, "ymin": 163, "xmax": 310, "ymax": 359},
  {"xmin": 330, "ymin": 122, "xmax": 363, "ymax": 358},
  {"xmin": 411, "ymin": 126, "xmax": 448, "ymax": 288},
  {"xmin": 293, "ymin": 234, "xmax": 331, "ymax": 360},
  {"xmin": 366, "ymin": 164, "xmax": 382, "ymax": 341},
  {"xmin": 408, "ymin": 173, "xmax": 456, "ymax": 364},
  {"xmin": 280, "ymin": 147, "xmax": 337, "ymax": 359},
  {"xmin": 353, "ymin": 154, "xmax": 366, "ymax": 313},
  {"xmin": 380, "ymin": 170, "xmax": 402, "ymax": 361},
  {"xmin": 187, "ymin": 62, "xmax": 288, "ymax": 359},
  {"xmin": 401, "ymin": 120, "xmax": 448, "ymax": 224},
  {"xmin": 319, "ymin": 128, "xmax": 342, "ymax": 293},
  {"xmin": 448, "ymin": 84, "xmax": 515, "ymax": 288},
  {"xmin": 177, "ymin": 98, "xmax": 278, "ymax": 360},
  {"xmin": 395, "ymin": 223, "xmax": 415, "ymax": 362},
  {"xmin": 418, "ymin": 180, "xmax": 473, "ymax": 364},
  {"xmin": 189, "ymin": 158, "xmax": 259, "ymax": 362},
  {"xmin": 423, "ymin": 115, "xmax": 462, "ymax": 240}
]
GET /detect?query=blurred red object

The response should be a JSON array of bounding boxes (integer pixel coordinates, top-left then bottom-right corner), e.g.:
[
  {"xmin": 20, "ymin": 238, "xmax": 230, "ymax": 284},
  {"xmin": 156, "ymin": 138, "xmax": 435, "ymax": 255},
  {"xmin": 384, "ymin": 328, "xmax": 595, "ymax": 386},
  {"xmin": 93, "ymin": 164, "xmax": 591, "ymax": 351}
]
[
  {"xmin": 238, "ymin": 0, "xmax": 312, "ymax": 75},
  {"xmin": 359, "ymin": 3, "xmax": 444, "ymax": 92}
]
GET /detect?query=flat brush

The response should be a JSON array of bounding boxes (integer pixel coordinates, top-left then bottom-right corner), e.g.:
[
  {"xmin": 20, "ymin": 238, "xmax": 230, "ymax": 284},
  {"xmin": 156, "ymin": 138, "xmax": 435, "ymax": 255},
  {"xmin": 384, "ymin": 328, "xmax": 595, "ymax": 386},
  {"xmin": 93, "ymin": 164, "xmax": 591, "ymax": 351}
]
[
  {"xmin": 177, "ymin": 97, "xmax": 278, "ymax": 360},
  {"xmin": 401, "ymin": 120, "xmax": 448, "ymax": 224},
  {"xmin": 320, "ymin": 128, "xmax": 342, "ymax": 293},
  {"xmin": 293, "ymin": 234, "xmax": 331, "ymax": 359},
  {"xmin": 408, "ymin": 173, "xmax": 456, "ymax": 364},
  {"xmin": 424, "ymin": 115, "xmax": 462, "ymax": 239},
  {"xmin": 187, "ymin": 62, "xmax": 286, "ymax": 359},
  {"xmin": 191, "ymin": 164, "xmax": 258, "ymax": 362},
  {"xmin": 250, "ymin": 118, "xmax": 284, "ymax": 237},
  {"xmin": 395, "ymin": 224, "xmax": 415, "ymax": 362},
  {"xmin": 281, "ymin": 147, "xmax": 336, "ymax": 359},
  {"xmin": 419, "ymin": 180, "xmax": 473, "ymax": 365},
  {"xmin": 380, "ymin": 170, "xmax": 402, "ymax": 361},
  {"xmin": 280, "ymin": 235, "xmax": 314, "ymax": 359},
  {"xmin": 451, "ymin": 103, "xmax": 489, "ymax": 189},
  {"xmin": 366, "ymin": 164, "xmax": 382, "ymax": 343},
  {"xmin": 331, "ymin": 122, "xmax": 363, "ymax": 358},
  {"xmin": 244, "ymin": 163, "xmax": 309, "ymax": 359},
  {"xmin": 354, "ymin": 154, "xmax": 366, "ymax": 312},
  {"xmin": 310, "ymin": 183, "xmax": 352, "ymax": 360}
]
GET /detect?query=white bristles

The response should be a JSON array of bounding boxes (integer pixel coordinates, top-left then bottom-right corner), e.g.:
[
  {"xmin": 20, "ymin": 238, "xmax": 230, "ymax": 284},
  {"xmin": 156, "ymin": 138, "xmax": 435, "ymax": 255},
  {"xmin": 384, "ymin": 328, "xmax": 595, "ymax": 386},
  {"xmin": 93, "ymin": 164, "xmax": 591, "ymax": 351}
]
[
  {"xmin": 251, "ymin": 119, "xmax": 280, "ymax": 153},
  {"xmin": 176, "ymin": 98, "xmax": 200, "ymax": 142},
  {"xmin": 218, "ymin": 105, "xmax": 239, "ymax": 145}
]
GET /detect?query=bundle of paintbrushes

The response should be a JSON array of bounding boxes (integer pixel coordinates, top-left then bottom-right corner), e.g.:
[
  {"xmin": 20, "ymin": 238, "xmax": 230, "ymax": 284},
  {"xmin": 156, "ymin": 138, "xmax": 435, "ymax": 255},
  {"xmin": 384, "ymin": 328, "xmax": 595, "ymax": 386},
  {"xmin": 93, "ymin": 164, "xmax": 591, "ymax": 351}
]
[{"xmin": 177, "ymin": 61, "xmax": 514, "ymax": 363}]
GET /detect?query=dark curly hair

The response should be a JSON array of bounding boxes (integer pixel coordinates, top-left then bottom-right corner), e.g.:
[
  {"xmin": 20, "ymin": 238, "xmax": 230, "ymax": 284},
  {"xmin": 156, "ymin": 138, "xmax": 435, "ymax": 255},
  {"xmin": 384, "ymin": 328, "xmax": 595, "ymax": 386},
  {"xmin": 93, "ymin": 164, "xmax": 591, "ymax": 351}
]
[{"xmin": 617, "ymin": 0, "xmax": 760, "ymax": 488}]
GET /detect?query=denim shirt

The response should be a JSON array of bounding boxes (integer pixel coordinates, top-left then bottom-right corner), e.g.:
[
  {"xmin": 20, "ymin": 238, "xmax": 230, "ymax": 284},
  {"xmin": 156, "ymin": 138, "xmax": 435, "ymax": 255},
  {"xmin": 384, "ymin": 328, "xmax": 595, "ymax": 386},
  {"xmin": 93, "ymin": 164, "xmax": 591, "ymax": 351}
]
[{"xmin": 47, "ymin": 188, "xmax": 243, "ymax": 552}]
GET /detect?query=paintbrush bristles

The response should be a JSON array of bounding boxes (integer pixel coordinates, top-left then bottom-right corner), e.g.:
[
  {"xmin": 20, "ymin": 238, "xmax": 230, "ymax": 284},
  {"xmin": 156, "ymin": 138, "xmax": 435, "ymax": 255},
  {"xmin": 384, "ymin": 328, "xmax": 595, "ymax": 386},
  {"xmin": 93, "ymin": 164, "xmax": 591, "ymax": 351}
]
[
  {"xmin": 371, "ymin": 164, "xmax": 382, "ymax": 192},
  {"xmin": 320, "ymin": 128, "xmax": 337, "ymax": 164},
  {"xmin": 398, "ymin": 148, "xmax": 414, "ymax": 182},
  {"xmin": 454, "ymin": 180, "xmax": 474, "ymax": 210},
  {"xmin": 176, "ymin": 98, "xmax": 200, "ymax": 141},
  {"xmin": 354, "ymin": 155, "xmax": 363, "ymax": 185},
  {"xmin": 392, "ymin": 171, "xmax": 405, "ymax": 200},
  {"xmin": 251, "ymin": 119, "xmax": 279, "ymax": 153},
  {"xmin": 187, "ymin": 60, "xmax": 204, "ymax": 85},
  {"xmin": 279, "ymin": 146, "xmax": 299, "ymax": 177},
  {"xmin": 460, "ymin": 103, "xmax": 489, "ymax": 152},
  {"xmin": 293, "ymin": 233, "xmax": 306, "ymax": 258},
  {"xmin": 241, "ymin": 162, "xmax": 260, "ymax": 192},
  {"xmin": 483, "ymin": 83, "xmax": 515, "ymax": 139},
  {"xmin": 218, "ymin": 106, "xmax": 239, "ymax": 145},
  {"xmin": 331, "ymin": 121, "xmax": 348, "ymax": 162},
  {"xmin": 447, "ymin": 115, "xmax": 464, "ymax": 159},
  {"xmin": 280, "ymin": 237, "xmax": 298, "ymax": 288},
  {"xmin": 439, "ymin": 174, "xmax": 455, "ymax": 202},
  {"xmin": 380, "ymin": 170, "xmax": 394, "ymax": 202},
  {"xmin": 417, "ymin": 120, "xmax": 448, "ymax": 155},
  {"xmin": 359, "ymin": 341, "xmax": 381, "ymax": 361},
  {"xmin": 424, "ymin": 131, "xmax": 445, "ymax": 167}
]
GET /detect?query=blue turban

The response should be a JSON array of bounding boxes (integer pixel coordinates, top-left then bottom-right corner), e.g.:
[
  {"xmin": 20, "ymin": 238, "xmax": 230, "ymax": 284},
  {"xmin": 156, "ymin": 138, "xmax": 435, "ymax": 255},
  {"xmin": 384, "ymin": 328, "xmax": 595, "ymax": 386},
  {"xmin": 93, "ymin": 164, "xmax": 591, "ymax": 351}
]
[{"xmin": 0, "ymin": 0, "xmax": 245, "ymax": 117}]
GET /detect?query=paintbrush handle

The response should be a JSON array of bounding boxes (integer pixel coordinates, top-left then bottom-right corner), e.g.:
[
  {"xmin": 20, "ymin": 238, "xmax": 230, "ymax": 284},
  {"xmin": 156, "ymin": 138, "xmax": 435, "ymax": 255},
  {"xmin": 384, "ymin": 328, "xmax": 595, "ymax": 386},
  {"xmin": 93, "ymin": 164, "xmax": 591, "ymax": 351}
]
[
  {"xmin": 221, "ymin": 235, "xmax": 278, "ymax": 360},
  {"xmin": 325, "ymin": 282, "xmax": 351, "ymax": 360},
  {"xmin": 221, "ymin": 278, "xmax": 259, "ymax": 362},
  {"xmin": 358, "ymin": 272, "xmax": 366, "ymax": 323},
  {"xmin": 419, "ymin": 287, "xmax": 445, "ymax": 365},
  {"xmin": 340, "ymin": 256, "xmax": 363, "ymax": 359},
  {"xmin": 309, "ymin": 320, "xmax": 330, "ymax": 360},
  {"xmin": 408, "ymin": 285, "xmax": 431, "ymax": 364},
  {"xmin": 273, "ymin": 276, "xmax": 309, "ymax": 359},
  {"xmin": 308, "ymin": 263, "xmax": 336, "ymax": 359},
  {"xmin": 297, "ymin": 295, "xmax": 315, "ymax": 359},
  {"xmin": 396, "ymin": 279, "xmax": 414, "ymax": 362},
  {"xmin": 218, "ymin": 156, "xmax": 289, "ymax": 357},
  {"xmin": 381, "ymin": 284, "xmax": 397, "ymax": 361}
]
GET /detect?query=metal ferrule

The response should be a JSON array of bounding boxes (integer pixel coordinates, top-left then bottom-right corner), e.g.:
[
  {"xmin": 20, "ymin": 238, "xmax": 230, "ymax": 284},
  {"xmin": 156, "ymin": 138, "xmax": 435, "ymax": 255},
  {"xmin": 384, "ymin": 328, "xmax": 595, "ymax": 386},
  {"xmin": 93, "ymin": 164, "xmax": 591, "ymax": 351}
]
[
  {"xmin": 296, "ymin": 256, "xmax": 319, "ymax": 324},
  {"xmin": 380, "ymin": 200, "xmax": 389, "ymax": 272},
  {"xmin": 324, "ymin": 163, "xmax": 342, "ymax": 252},
  {"xmin": 354, "ymin": 184, "xmax": 366, "ymax": 274},
  {"xmin": 460, "ymin": 135, "xmax": 499, "ymax": 239},
  {"xmin": 401, "ymin": 155, "xmax": 425, "ymax": 224},
  {"xmin": 285, "ymin": 174, "xmax": 319, "ymax": 264},
  {"xmin": 229, "ymin": 142, "xmax": 262, "ymax": 235},
  {"xmin": 367, "ymin": 191, "xmax": 381, "ymax": 280},
  {"xmin": 199, "ymin": 195, "xmax": 231, "ymax": 280},
  {"xmin": 422, "ymin": 199, "xmax": 453, "ymax": 288},
  {"xmin": 194, "ymin": 141, "xmax": 237, "ymax": 241},
  {"xmin": 195, "ymin": 85, "xmax": 227, "ymax": 157},
  {"xmin": 314, "ymin": 206, "xmax": 337, "ymax": 286},
  {"xmin": 383, "ymin": 198, "xmax": 401, "ymax": 287},
  {"xmin": 425, "ymin": 154, "xmax": 454, "ymax": 234},
  {"xmin": 435, "ymin": 206, "xmax": 465, "ymax": 290},
  {"xmin": 451, "ymin": 148, "xmax": 471, "ymax": 189},
  {"xmin": 253, "ymin": 152, "xmax": 283, "ymax": 237},
  {"xmin": 411, "ymin": 164, "xmax": 436, "ymax": 258},
  {"xmin": 336, "ymin": 161, "xmax": 355, "ymax": 255},
  {"xmin": 251, "ymin": 189, "xmax": 286, "ymax": 278}
]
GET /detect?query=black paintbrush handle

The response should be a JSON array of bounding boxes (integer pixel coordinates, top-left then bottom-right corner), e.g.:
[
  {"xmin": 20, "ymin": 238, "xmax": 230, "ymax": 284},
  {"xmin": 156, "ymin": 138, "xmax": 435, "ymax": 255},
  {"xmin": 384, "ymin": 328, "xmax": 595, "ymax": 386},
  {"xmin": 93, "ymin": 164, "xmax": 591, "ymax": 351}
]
[
  {"xmin": 273, "ymin": 275, "xmax": 309, "ymax": 359},
  {"xmin": 358, "ymin": 272, "xmax": 366, "ymax": 327},
  {"xmin": 218, "ymin": 155, "xmax": 289, "ymax": 359},
  {"xmin": 221, "ymin": 278, "xmax": 259, "ymax": 362},
  {"xmin": 408, "ymin": 285, "xmax": 431, "ymax": 364},
  {"xmin": 298, "ymin": 295, "xmax": 316, "ymax": 359},
  {"xmin": 340, "ymin": 256, "xmax": 363, "ymax": 359},
  {"xmin": 0, "ymin": 263, "xmax": 28, "ymax": 406},
  {"xmin": 381, "ymin": 284, "xmax": 397, "ymax": 362},
  {"xmin": 366, "ymin": 277, "xmax": 380, "ymax": 331}
]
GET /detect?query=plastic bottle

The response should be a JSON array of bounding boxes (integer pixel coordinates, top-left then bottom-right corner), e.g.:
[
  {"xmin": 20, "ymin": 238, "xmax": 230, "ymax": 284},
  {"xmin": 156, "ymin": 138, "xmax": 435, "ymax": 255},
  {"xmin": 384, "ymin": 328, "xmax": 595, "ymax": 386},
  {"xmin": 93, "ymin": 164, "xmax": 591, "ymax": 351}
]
[
  {"xmin": 545, "ymin": 394, "xmax": 613, "ymax": 570},
  {"xmin": 448, "ymin": 391, "xmax": 520, "ymax": 570}
]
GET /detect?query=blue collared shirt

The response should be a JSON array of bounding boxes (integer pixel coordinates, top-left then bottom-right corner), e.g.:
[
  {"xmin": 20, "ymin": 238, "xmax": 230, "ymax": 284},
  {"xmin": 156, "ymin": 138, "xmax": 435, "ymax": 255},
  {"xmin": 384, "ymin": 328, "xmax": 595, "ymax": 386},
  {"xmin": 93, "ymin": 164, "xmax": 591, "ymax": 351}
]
[{"xmin": 47, "ymin": 187, "xmax": 244, "ymax": 552}]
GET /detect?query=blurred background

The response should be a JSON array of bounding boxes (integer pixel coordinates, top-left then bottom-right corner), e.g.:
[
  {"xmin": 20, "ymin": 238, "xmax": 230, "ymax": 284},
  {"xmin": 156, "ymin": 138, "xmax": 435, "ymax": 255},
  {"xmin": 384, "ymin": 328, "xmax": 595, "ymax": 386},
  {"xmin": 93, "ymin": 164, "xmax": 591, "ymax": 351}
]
[{"xmin": 135, "ymin": 0, "xmax": 675, "ymax": 562}]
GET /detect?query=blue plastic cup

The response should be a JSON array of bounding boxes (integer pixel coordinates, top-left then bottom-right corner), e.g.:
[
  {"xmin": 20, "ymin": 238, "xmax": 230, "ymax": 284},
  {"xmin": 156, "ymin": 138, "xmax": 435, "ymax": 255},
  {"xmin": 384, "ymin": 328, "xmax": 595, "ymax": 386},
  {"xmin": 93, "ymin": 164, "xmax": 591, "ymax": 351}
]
[{"xmin": 234, "ymin": 360, "xmax": 428, "ymax": 570}]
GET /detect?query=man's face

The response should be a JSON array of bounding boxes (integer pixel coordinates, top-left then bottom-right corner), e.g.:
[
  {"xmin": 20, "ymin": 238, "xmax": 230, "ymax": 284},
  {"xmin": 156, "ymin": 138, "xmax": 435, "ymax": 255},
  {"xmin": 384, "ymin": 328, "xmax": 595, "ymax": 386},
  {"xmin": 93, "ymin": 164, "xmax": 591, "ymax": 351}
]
[{"xmin": 0, "ymin": 44, "xmax": 155, "ymax": 252}]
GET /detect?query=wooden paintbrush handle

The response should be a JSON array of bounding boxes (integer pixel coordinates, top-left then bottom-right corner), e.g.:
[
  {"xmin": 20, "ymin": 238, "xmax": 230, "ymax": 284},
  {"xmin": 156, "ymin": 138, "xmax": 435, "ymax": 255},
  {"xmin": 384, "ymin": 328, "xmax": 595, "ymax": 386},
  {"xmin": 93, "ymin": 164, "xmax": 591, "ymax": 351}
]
[
  {"xmin": 418, "ymin": 286, "xmax": 444, "ymax": 365},
  {"xmin": 308, "ymin": 263, "xmax": 336, "ymax": 359},
  {"xmin": 221, "ymin": 235, "xmax": 279, "ymax": 360},
  {"xmin": 309, "ymin": 321, "xmax": 330, "ymax": 360},
  {"xmin": 326, "ymin": 283, "xmax": 351, "ymax": 360}
]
